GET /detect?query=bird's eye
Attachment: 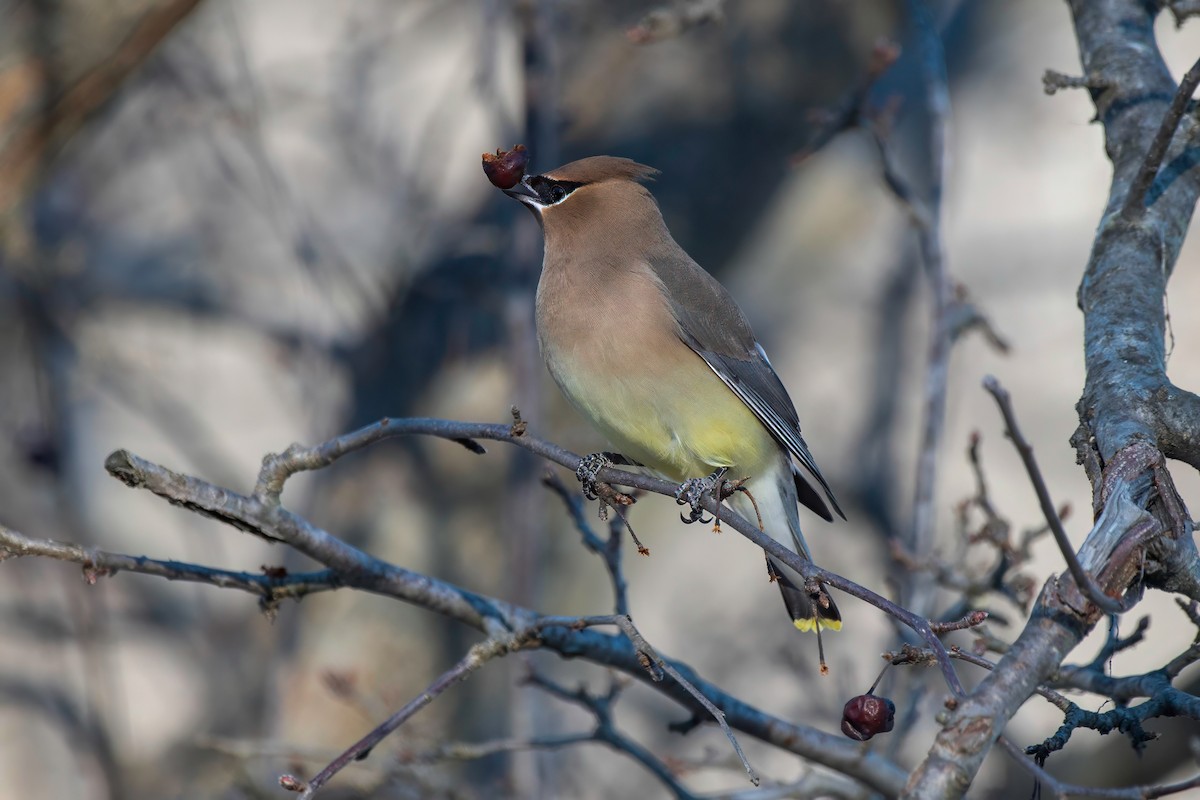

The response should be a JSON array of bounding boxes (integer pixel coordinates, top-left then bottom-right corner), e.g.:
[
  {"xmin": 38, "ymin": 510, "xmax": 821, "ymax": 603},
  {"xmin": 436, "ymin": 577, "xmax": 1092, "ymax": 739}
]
[{"xmin": 550, "ymin": 184, "xmax": 567, "ymax": 202}]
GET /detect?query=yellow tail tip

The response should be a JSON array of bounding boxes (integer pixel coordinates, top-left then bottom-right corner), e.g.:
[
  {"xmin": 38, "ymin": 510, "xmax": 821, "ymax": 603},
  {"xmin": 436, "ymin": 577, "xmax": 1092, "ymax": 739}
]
[{"xmin": 794, "ymin": 618, "xmax": 843, "ymax": 633}]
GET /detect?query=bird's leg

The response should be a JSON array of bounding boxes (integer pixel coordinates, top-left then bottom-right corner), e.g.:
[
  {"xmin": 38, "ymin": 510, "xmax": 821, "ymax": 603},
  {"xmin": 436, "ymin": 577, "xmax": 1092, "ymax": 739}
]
[{"xmin": 674, "ymin": 467, "xmax": 729, "ymax": 525}]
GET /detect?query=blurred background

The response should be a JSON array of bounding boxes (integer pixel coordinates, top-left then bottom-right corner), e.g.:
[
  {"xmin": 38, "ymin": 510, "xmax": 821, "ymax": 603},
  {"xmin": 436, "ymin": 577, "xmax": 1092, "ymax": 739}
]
[{"xmin": 1, "ymin": 0, "xmax": 1199, "ymax": 797}]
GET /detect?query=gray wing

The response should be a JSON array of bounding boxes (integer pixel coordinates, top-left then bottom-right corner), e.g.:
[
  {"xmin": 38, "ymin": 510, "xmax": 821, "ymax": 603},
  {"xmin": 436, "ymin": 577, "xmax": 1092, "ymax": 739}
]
[{"xmin": 649, "ymin": 251, "xmax": 845, "ymax": 521}]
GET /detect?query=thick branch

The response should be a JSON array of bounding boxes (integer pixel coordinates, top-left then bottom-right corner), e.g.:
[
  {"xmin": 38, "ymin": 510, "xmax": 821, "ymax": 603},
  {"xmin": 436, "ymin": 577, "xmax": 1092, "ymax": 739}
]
[
  {"xmin": 905, "ymin": 2, "xmax": 1200, "ymax": 796},
  {"xmin": 1072, "ymin": 1, "xmax": 1200, "ymax": 469}
]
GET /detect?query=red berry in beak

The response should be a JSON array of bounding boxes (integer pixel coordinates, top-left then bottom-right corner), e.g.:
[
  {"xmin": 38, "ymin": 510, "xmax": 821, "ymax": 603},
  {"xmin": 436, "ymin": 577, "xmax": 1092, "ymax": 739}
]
[{"xmin": 482, "ymin": 144, "xmax": 529, "ymax": 190}]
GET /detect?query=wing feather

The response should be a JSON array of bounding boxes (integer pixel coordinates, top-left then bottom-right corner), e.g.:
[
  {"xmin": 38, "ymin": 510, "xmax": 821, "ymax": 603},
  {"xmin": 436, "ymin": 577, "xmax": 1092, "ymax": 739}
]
[{"xmin": 647, "ymin": 252, "xmax": 844, "ymax": 521}]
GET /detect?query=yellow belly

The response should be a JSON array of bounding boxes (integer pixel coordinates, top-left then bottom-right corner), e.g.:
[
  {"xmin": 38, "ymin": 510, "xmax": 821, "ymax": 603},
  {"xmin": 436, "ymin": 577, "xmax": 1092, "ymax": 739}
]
[{"xmin": 547, "ymin": 345, "xmax": 777, "ymax": 482}]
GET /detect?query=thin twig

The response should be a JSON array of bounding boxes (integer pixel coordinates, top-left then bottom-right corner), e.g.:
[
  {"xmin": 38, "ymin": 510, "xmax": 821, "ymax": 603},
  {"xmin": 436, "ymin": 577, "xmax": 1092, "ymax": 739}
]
[
  {"xmin": 1042, "ymin": 69, "xmax": 1103, "ymax": 95},
  {"xmin": 928, "ymin": 610, "xmax": 989, "ymax": 634},
  {"xmin": 1087, "ymin": 615, "xmax": 1150, "ymax": 671},
  {"xmin": 983, "ymin": 376, "xmax": 1125, "ymax": 615},
  {"xmin": 793, "ymin": 37, "xmax": 901, "ymax": 164},
  {"xmin": 1121, "ymin": 55, "xmax": 1200, "ymax": 219},
  {"xmin": 524, "ymin": 671, "xmax": 701, "ymax": 800},
  {"xmin": 284, "ymin": 635, "xmax": 523, "ymax": 798},
  {"xmin": 626, "ymin": 0, "xmax": 724, "ymax": 44},
  {"xmin": 0, "ymin": 523, "xmax": 338, "ymax": 602},
  {"xmin": 948, "ymin": 649, "xmax": 1072, "ymax": 712},
  {"xmin": 885, "ymin": 643, "xmax": 1072, "ymax": 712},
  {"xmin": 397, "ymin": 732, "xmax": 595, "ymax": 764},
  {"xmin": 998, "ymin": 737, "xmax": 1200, "ymax": 800},
  {"xmin": 537, "ymin": 614, "xmax": 760, "ymax": 786}
]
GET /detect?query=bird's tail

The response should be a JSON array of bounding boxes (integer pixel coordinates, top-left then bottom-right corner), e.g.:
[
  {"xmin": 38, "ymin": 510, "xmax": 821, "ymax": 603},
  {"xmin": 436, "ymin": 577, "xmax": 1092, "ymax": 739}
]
[
  {"xmin": 727, "ymin": 457, "xmax": 842, "ymax": 632},
  {"xmin": 765, "ymin": 556, "xmax": 841, "ymax": 632}
]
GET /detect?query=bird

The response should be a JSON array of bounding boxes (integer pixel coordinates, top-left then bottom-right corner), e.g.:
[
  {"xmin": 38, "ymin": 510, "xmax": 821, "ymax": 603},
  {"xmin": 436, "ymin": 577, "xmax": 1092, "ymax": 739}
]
[{"xmin": 500, "ymin": 154, "xmax": 845, "ymax": 632}]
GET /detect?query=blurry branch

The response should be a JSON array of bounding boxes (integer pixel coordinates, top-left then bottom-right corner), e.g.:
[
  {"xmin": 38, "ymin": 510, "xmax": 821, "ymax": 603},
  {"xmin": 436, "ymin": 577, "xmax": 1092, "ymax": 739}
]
[
  {"xmin": 396, "ymin": 731, "xmax": 593, "ymax": 764},
  {"xmin": 626, "ymin": 0, "xmax": 724, "ymax": 45},
  {"xmin": 1167, "ymin": 0, "xmax": 1200, "ymax": 25},
  {"xmin": 539, "ymin": 614, "xmax": 759, "ymax": 787},
  {"xmin": 945, "ymin": 285, "xmax": 1010, "ymax": 353},
  {"xmin": 927, "ymin": 431, "xmax": 1049, "ymax": 626},
  {"xmin": 906, "ymin": 1, "xmax": 1200, "ymax": 796},
  {"xmin": 904, "ymin": 0, "xmax": 954, "ymax": 622},
  {"xmin": 523, "ymin": 671, "xmax": 701, "ymax": 800},
  {"xmin": 393, "ymin": 670, "xmax": 711, "ymax": 800},
  {"xmin": 853, "ymin": 252, "xmax": 918, "ymax": 540},
  {"xmin": 794, "ymin": 38, "xmax": 901, "ymax": 165},
  {"xmin": 0, "ymin": 0, "xmax": 204, "ymax": 230},
  {"xmin": 508, "ymin": 7, "xmax": 561, "ymax": 791},
  {"xmin": 798, "ymin": 4, "xmax": 1007, "ymax": 625},
  {"xmin": 543, "ymin": 471, "xmax": 630, "ymax": 615},
  {"xmin": 0, "ymin": 675, "xmax": 122, "ymax": 792},
  {"xmin": 288, "ymin": 633, "xmax": 524, "ymax": 799},
  {"xmin": 802, "ymin": 6, "xmax": 983, "ymax": 772},
  {"xmin": 86, "ymin": 418, "xmax": 912, "ymax": 796}
]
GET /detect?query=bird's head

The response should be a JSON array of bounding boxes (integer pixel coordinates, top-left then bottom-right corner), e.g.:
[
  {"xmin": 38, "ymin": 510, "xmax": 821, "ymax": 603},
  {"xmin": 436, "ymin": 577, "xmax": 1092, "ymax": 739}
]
[{"xmin": 485, "ymin": 150, "xmax": 660, "ymax": 234}]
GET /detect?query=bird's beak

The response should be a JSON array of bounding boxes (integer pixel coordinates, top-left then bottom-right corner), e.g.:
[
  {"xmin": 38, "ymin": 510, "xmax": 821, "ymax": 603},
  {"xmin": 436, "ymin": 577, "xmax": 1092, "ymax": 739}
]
[{"xmin": 503, "ymin": 177, "xmax": 540, "ymax": 204}]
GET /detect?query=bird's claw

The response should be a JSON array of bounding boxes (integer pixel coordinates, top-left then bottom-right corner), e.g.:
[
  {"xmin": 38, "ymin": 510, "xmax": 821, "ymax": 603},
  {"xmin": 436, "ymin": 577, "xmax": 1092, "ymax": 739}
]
[
  {"xmin": 575, "ymin": 453, "xmax": 612, "ymax": 501},
  {"xmin": 675, "ymin": 467, "xmax": 729, "ymax": 525}
]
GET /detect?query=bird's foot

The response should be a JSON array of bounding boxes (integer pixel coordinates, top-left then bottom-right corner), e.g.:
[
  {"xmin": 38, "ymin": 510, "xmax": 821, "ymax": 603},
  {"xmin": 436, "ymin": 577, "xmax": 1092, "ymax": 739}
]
[
  {"xmin": 575, "ymin": 453, "xmax": 611, "ymax": 500},
  {"xmin": 675, "ymin": 467, "xmax": 729, "ymax": 525},
  {"xmin": 575, "ymin": 452, "xmax": 636, "ymax": 504}
]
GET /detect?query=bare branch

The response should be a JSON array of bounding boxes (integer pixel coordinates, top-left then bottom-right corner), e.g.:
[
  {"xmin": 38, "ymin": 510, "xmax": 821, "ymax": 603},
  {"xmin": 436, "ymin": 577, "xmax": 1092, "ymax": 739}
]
[
  {"xmin": 525, "ymin": 671, "xmax": 702, "ymax": 800},
  {"xmin": 984, "ymin": 376, "xmax": 1126, "ymax": 615},
  {"xmin": 1121, "ymin": 55, "xmax": 1200, "ymax": 220},
  {"xmin": 1042, "ymin": 69, "xmax": 1104, "ymax": 95},
  {"xmin": 285, "ymin": 634, "xmax": 523, "ymax": 798},
  {"xmin": 884, "ymin": 644, "xmax": 1072, "ymax": 712},
  {"xmin": 996, "ymin": 738, "xmax": 1200, "ymax": 800},
  {"xmin": 0, "ymin": 523, "xmax": 337, "ymax": 604}
]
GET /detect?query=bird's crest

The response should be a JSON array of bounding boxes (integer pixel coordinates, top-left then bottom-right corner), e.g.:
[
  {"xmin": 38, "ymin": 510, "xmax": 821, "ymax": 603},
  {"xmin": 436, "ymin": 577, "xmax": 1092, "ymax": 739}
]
[{"xmin": 543, "ymin": 156, "xmax": 659, "ymax": 186}]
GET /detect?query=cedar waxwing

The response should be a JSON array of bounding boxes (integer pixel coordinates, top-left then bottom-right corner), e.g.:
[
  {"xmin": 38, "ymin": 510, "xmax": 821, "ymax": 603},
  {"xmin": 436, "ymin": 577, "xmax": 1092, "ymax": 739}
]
[{"xmin": 502, "ymin": 155, "xmax": 844, "ymax": 632}]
